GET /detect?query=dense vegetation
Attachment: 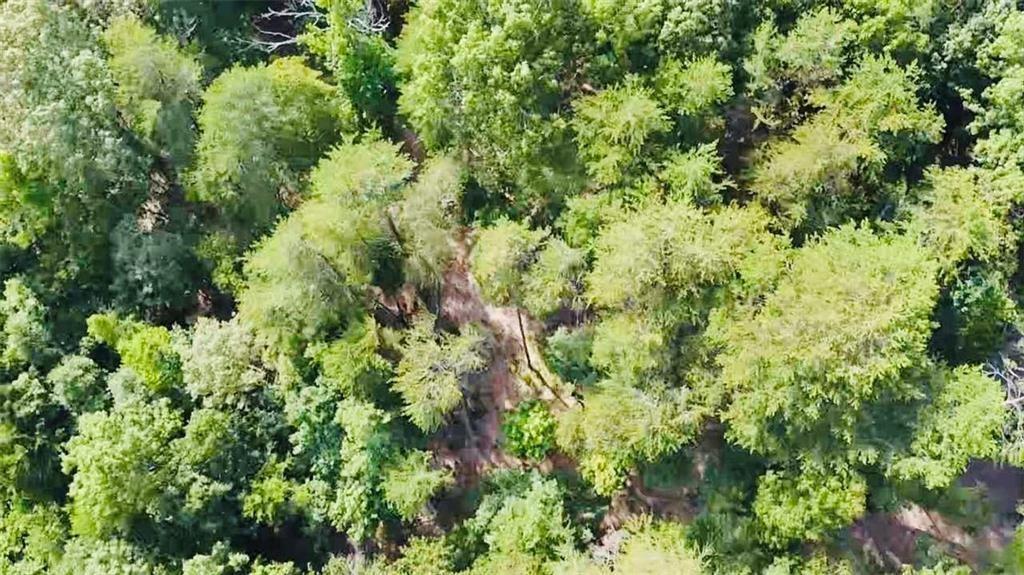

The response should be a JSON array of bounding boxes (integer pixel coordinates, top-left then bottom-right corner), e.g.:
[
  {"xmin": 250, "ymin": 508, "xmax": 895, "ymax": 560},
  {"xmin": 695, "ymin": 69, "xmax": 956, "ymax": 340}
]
[{"xmin": 5, "ymin": 0, "xmax": 1024, "ymax": 572}]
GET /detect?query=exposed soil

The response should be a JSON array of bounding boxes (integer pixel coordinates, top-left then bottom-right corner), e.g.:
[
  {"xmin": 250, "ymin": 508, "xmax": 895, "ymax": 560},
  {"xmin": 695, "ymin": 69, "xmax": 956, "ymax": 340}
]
[{"xmin": 850, "ymin": 461, "xmax": 1024, "ymax": 571}]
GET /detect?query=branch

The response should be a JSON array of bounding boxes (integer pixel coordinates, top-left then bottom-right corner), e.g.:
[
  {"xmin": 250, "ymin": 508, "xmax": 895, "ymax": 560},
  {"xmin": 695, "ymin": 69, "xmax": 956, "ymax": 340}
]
[{"xmin": 516, "ymin": 308, "xmax": 570, "ymax": 408}]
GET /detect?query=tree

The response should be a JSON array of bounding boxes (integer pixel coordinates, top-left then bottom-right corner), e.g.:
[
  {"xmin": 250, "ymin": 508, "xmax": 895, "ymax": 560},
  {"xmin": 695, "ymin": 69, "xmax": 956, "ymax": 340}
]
[
  {"xmin": 393, "ymin": 314, "xmax": 487, "ymax": 433},
  {"xmin": 471, "ymin": 220, "xmax": 548, "ymax": 308},
  {"xmin": 557, "ymin": 380, "xmax": 699, "ymax": 495},
  {"xmin": 302, "ymin": 0, "xmax": 399, "ymax": 126},
  {"xmin": 466, "ymin": 472, "xmax": 576, "ymax": 570},
  {"xmin": 501, "ymin": 401, "xmax": 558, "ymax": 461},
  {"xmin": 109, "ymin": 216, "xmax": 195, "ymax": 315},
  {"xmin": 381, "ymin": 450, "xmax": 452, "ymax": 520},
  {"xmin": 716, "ymin": 226, "xmax": 939, "ymax": 461},
  {"xmin": 653, "ymin": 56, "xmax": 733, "ymax": 121},
  {"xmin": 47, "ymin": 355, "xmax": 107, "ymax": 414},
  {"xmin": 62, "ymin": 398, "xmax": 183, "ymax": 538},
  {"xmin": 191, "ymin": 57, "xmax": 357, "ymax": 230},
  {"xmin": 0, "ymin": 0, "xmax": 145, "ymax": 290},
  {"xmin": 395, "ymin": 156, "xmax": 467, "ymax": 285},
  {"xmin": 54, "ymin": 537, "xmax": 171, "ymax": 575},
  {"xmin": 0, "ymin": 279, "xmax": 51, "ymax": 371},
  {"xmin": 888, "ymin": 366, "xmax": 1005, "ymax": 489},
  {"xmin": 586, "ymin": 201, "xmax": 784, "ymax": 310},
  {"xmin": 744, "ymin": 9, "xmax": 858, "ymax": 127},
  {"xmin": 177, "ymin": 318, "xmax": 266, "ymax": 407},
  {"xmin": 752, "ymin": 467, "xmax": 867, "ymax": 548},
  {"xmin": 572, "ymin": 77, "xmax": 669, "ymax": 185},
  {"xmin": 103, "ymin": 15, "xmax": 202, "ymax": 165},
  {"xmin": 905, "ymin": 165, "xmax": 1024, "ymax": 278},
  {"xmin": 238, "ymin": 138, "xmax": 411, "ymax": 349},
  {"xmin": 752, "ymin": 56, "xmax": 943, "ymax": 229},
  {"xmin": 396, "ymin": 0, "xmax": 587, "ymax": 210},
  {"xmin": 87, "ymin": 314, "xmax": 182, "ymax": 394},
  {"xmin": 553, "ymin": 518, "xmax": 705, "ymax": 574}
]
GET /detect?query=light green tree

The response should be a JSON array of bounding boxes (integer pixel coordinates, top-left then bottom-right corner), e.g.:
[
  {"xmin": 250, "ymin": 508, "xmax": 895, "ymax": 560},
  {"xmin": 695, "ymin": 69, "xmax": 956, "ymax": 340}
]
[
  {"xmin": 191, "ymin": 57, "xmax": 356, "ymax": 230},
  {"xmin": 62, "ymin": 398, "xmax": 183, "ymax": 538},
  {"xmin": 103, "ymin": 15, "xmax": 202, "ymax": 165},
  {"xmin": 393, "ymin": 314, "xmax": 487, "ymax": 433}
]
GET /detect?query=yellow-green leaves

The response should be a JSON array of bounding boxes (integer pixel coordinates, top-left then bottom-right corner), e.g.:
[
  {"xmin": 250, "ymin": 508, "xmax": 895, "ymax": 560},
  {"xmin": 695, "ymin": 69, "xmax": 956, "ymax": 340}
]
[
  {"xmin": 393, "ymin": 314, "xmax": 487, "ymax": 432},
  {"xmin": 753, "ymin": 55, "xmax": 942, "ymax": 229},
  {"xmin": 191, "ymin": 57, "xmax": 356, "ymax": 229},
  {"xmin": 718, "ymin": 226, "xmax": 939, "ymax": 457},
  {"xmin": 906, "ymin": 166, "xmax": 1024, "ymax": 278},
  {"xmin": 103, "ymin": 16, "xmax": 201, "ymax": 162},
  {"xmin": 754, "ymin": 467, "xmax": 867, "ymax": 547},
  {"xmin": 888, "ymin": 366, "xmax": 1005, "ymax": 489},
  {"xmin": 573, "ymin": 78, "xmax": 669, "ymax": 185}
]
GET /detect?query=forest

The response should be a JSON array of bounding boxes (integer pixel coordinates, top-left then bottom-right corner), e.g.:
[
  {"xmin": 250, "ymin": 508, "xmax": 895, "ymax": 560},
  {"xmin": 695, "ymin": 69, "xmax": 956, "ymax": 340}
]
[{"xmin": 5, "ymin": 0, "xmax": 1024, "ymax": 572}]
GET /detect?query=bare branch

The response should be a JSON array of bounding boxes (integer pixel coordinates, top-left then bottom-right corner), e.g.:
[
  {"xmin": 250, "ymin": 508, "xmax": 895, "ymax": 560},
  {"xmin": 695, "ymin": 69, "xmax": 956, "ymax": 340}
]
[
  {"xmin": 249, "ymin": 0, "xmax": 326, "ymax": 53},
  {"xmin": 348, "ymin": 0, "xmax": 390, "ymax": 34}
]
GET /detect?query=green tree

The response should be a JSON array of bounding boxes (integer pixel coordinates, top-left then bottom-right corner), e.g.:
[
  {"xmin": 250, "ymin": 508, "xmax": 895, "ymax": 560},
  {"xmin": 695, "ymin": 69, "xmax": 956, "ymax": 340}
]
[
  {"xmin": 752, "ymin": 56, "xmax": 943, "ymax": 229},
  {"xmin": 87, "ymin": 314, "xmax": 182, "ymax": 394},
  {"xmin": 393, "ymin": 314, "xmax": 487, "ymax": 433},
  {"xmin": 103, "ymin": 15, "xmax": 202, "ymax": 165},
  {"xmin": 572, "ymin": 77, "xmax": 669, "ymax": 185},
  {"xmin": 191, "ymin": 57, "xmax": 356, "ymax": 230},
  {"xmin": 62, "ymin": 398, "xmax": 183, "ymax": 538},
  {"xmin": 501, "ymin": 401, "xmax": 558, "ymax": 461},
  {"xmin": 395, "ymin": 156, "xmax": 467, "ymax": 285},
  {"xmin": 888, "ymin": 366, "xmax": 1005, "ymax": 489},
  {"xmin": 396, "ymin": 0, "xmax": 587, "ymax": 210},
  {"xmin": 716, "ymin": 226, "xmax": 938, "ymax": 460},
  {"xmin": 381, "ymin": 450, "xmax": 452, "ymax": 520},
  {"xmin": 753, "ymin": 467, "xmax": 867, "ymax": 548},
  {"xmin": 177, "ymin": 318, "xmax": 266, "ymax": 407},
  {"xmin": 557, "ymin": 381, "xmax": 699, "ymax": 495},
  {"xmin": 238, "ymin": 139, "xmax": 411, "ymax": 350},
  {"xmin": 0, "ymin": 279, "xmax": 51, "ymax": 371},
  {"xmin": 0, "ymin": 0, "xmax": 145, "ymax": 289}
]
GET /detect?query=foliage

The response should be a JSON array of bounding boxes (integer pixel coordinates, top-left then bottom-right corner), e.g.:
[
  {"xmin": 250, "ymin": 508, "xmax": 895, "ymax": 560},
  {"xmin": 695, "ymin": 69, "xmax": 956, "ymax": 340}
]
[
  {"xmin": 905, "ymin": 166, "xmax": 1024, "ymax": 278},
  {"xmin": 4, "ymin": 3, "xmax": 1024, "ymax": 573},
  {"xmin": 573, "ymin": 78, "xmax": 669, "ymax": 185},
  {"xmin": 557, "ymin": 381, "xmax": 700, "ymax": 495},
  {"xmin": 753, "ymin": 467, "xmax": 867, "ymax": 547},
  {"xmin": 191, "ymin": 57, "xmax": 356, "ymax": 230},
  {"xmin": 542, "ymin": 327, "xmax": 598, "ymax": 387},
  {"xmin": 888, "ymin": 366, "xmax": 1005, "ymax": 489},
  {"xmin": 177, "ymin": 318, "xmax": 265, "ymax": 406},
  {"xmin": 586, "ymin": 201, "xmax": 784, "ymax": 309},
  {"xmin": 62, "ymin": 398, "xmax": 183, "ymax": 538},
  {"xmin": 109, "ymin": 216, "xmax": 194, "ymax": 314},
  {"xmin": 657, "ymin": 143, "xmax": 728, "ymax": 205},
  {"xmin": 716, "ymin": 226, "xmax": 939, "ymax": 460},
  {"xmin": 381, "ymin": 450, "xmax": 453, "ymax": 520},
  {"xmin": 47, "ymin": 355, "xmax": 107, "ymax": 414},
  {"xmin": 393, "ymin": 314, "xmax": 487, "ymax": 432},
  {"xmin": 468, "ymin": 472, "xmax": 576, "ymax": 568},
  {"xmin": 88, "ymin": 314, "xmax": 182, "ymax": 394},
  {"xmin": 654, "ymin": 56, "xmax": 733, "ymax": 118},
  {"xmin": 752, "ymin": 55, "xmax": 943, "ymax": 229},
  {"xmin": 471, "ymin": 220, "xmax": 548, "ymax": 307},
  {"xmin": 103, "ymin": 15, "xmax": 201, "ymax": 165},
  {"xmin": 501, "ymin": 401, "xmax": 558, "ymax": 461},
  {"xmin": 0, "ymin": 279, "xmax": 50, "ymax": 371},
  {"xmin": 395, "ymin": 156, "xmax": 466, "ymax": 284},
  {"xmin": 396, "ymin": 0, "xmax": 586, "ymax": 210}
]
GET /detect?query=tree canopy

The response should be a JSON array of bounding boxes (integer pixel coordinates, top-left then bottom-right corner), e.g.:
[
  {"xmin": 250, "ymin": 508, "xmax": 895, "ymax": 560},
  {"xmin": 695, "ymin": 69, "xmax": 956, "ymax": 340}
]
[{"xmin": 3, "ymin": 0, "xmax": 1024, "ymax": 573}]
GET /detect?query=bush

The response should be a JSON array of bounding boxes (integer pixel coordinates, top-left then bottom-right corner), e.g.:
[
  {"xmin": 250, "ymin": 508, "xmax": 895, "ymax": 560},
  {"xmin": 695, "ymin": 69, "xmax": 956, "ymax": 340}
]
[{"xmin": 501, "ymin": 401, "xmax": 557, "ymax": 461}]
